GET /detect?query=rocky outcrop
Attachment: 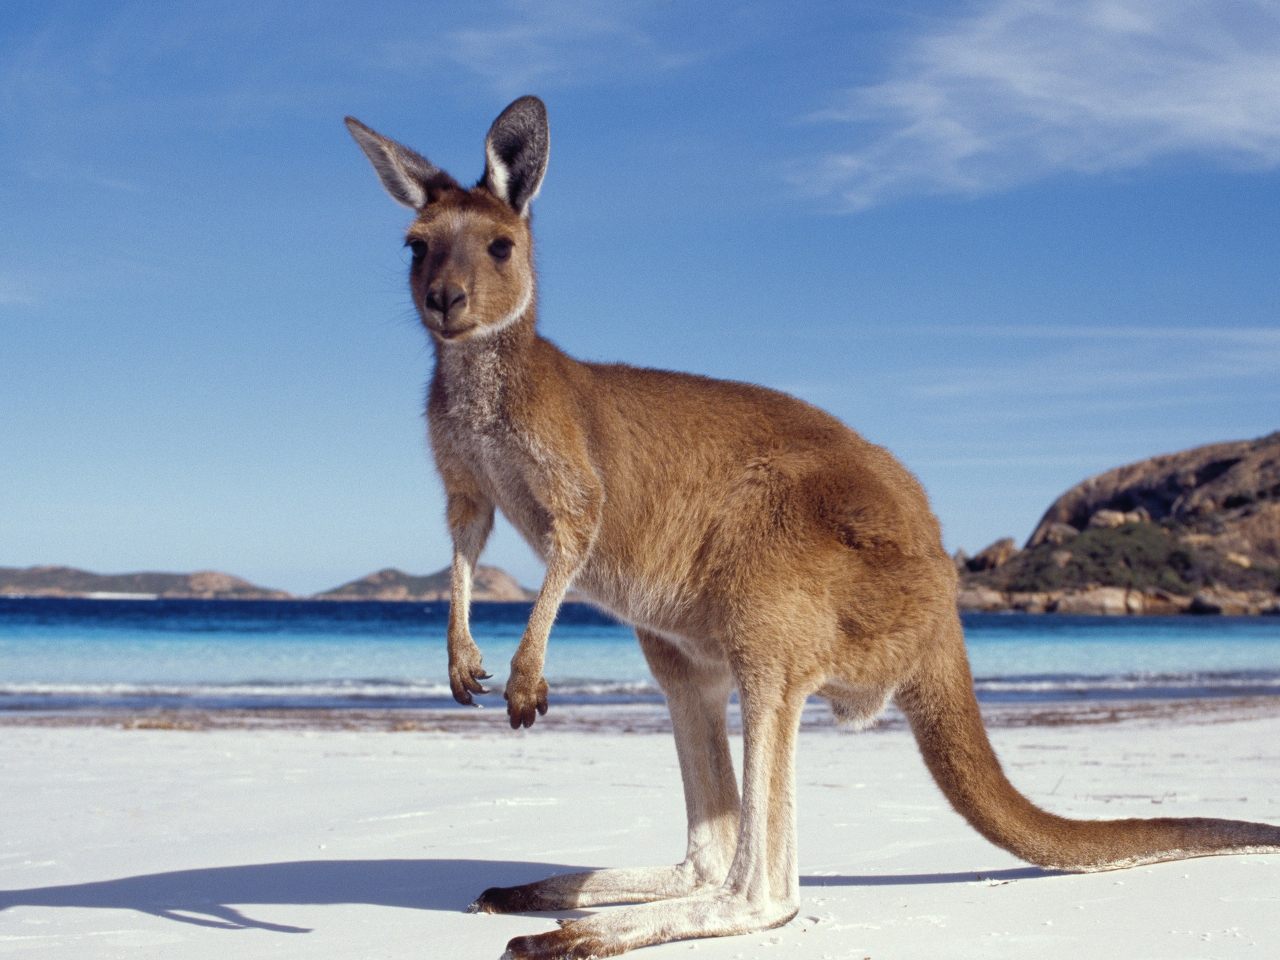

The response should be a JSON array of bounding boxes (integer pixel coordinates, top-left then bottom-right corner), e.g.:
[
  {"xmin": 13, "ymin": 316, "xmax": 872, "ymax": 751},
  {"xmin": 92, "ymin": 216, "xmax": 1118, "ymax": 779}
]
[
  {"xmin": 1037, "ymin": 522, "xmax": 1079, "ymax": 546},
  {"xmin": 957, "ymin": 585, "xmax": 1279, "ymax": 616},
  {"xmin": 0, "ymin": 566, "xmax": 292, "ymax": 599},
  {"xmin": 1026, "ymin": 431, "xmax": 1280, "ymax": 566},
  {"xmin": 959, "ymin": 431, "xmax": 1280, "ymax": 614},
  {"xmin": 313, "ymin": 565, "xmax": 534, "ymax": 602},
  {"xmin": 965, "ymin": 538, "xmax": 1020, "ymax": 572}
]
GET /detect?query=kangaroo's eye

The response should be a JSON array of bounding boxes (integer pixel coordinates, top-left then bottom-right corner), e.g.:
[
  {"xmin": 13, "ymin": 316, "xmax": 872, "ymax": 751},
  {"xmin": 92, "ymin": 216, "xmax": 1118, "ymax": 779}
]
[
  {"xmin": 406, "ymin": 239, "xmax": 428, "ymax": 262},
  {"xmin": 488, "ymin": 238, "xmax": 513, "ymax": 262}
]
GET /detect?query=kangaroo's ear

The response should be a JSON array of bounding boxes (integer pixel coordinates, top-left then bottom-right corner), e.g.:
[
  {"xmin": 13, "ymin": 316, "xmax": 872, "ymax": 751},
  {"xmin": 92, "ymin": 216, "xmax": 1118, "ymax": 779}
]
[
  {"xmin": 482, "ymin": 96, "xmax": 549, "ymax": 218},
  {"xmin": 345, "ymin": 117, "xmax": 460, "ymax": 210}
]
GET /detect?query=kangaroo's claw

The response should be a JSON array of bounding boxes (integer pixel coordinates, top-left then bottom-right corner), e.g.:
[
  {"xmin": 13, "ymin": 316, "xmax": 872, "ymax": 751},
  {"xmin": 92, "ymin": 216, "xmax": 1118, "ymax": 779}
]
[{"xmin": 449, "ymin": 645, "xmax": 491, "ymax": 705}]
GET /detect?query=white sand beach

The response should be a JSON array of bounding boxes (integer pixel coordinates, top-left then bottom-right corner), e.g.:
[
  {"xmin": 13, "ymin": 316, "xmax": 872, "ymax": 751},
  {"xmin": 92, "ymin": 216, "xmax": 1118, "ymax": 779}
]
[{"xmin": 2, "ymin": 704, "xmax": 1278, "ymax": 959}]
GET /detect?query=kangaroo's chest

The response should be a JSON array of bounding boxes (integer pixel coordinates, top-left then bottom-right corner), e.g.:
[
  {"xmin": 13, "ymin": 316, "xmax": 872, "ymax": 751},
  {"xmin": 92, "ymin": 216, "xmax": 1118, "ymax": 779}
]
[{"xmin": 429, "ymin": 356, "xmax": 550, "ymax": 556}]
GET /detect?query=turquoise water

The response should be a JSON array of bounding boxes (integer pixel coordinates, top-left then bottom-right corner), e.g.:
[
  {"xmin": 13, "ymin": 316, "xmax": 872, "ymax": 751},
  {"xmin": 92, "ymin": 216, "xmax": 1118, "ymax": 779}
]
[{"xmin": 0, "ymin": 598, "xmax": 1277, "ymax": 710}]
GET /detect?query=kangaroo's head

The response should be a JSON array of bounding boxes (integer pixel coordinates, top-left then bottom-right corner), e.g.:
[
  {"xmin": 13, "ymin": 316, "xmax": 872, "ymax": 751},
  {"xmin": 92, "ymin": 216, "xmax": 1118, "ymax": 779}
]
[{"xmin": 346, "ymin": 97, "xmax": 548, "ymax": 344}]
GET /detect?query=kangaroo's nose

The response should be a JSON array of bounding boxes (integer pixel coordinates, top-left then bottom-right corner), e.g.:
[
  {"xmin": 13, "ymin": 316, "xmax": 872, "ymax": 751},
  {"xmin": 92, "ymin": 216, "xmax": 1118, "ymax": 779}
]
[{"xmin": 426, "ymin": 283, "xmax": 467, "ymax": 320}]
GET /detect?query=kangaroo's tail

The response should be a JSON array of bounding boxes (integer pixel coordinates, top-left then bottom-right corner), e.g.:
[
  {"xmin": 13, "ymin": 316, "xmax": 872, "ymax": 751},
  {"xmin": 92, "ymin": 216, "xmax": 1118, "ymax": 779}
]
[{"xmin": 894, "ymin": 615, "xmax": 1280, "ymax": 872}]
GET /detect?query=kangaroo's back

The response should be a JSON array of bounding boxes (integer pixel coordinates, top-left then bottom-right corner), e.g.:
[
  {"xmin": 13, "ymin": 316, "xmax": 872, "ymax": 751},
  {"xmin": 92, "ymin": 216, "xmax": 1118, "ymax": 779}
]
[{"xmin": 499, "ymin": 351, "xmax": 950, "ymax": 640}]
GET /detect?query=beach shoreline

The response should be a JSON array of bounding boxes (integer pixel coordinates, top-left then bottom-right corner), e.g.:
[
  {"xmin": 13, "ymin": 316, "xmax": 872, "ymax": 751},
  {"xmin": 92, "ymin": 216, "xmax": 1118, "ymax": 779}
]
[{"xmin": 2, "ymin": 693, "xmax": 1279, "ymax": 733}]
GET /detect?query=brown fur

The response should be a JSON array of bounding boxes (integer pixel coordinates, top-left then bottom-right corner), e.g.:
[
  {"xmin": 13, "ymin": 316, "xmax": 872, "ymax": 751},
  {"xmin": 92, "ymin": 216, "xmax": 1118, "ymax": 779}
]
[{"xmin": 347, "ymin": 98, "xmax": 1280, "ymax": 959}]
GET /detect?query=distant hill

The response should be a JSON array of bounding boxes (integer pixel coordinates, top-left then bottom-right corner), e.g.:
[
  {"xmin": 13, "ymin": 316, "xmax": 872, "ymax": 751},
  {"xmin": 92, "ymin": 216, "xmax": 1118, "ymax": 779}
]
[
  {"xmin": 313, "ymin": 565, "xmax": 535, "ymax": 602},
  {"xmin": 958, "ymin": 432, "xmax": 1280, "ymax": 614},
  {"xmin": 0, "ymin": 562, "xmax": 554, "ymax": 605},
  {"xmin": 0, "ymin": 566, "xmax": 293, "ymax": 600}
]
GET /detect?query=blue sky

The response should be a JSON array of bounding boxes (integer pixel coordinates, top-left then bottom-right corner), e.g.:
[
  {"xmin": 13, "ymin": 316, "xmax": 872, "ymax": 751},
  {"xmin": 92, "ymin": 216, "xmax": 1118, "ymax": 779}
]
[{"xmin": 2, "ymin": 0, "xmax": 1278, "ymax": 595}]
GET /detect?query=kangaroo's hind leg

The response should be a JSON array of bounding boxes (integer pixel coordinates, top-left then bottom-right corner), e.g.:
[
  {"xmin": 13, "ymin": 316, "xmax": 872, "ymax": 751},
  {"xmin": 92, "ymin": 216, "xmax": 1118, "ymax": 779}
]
[
  {"xmin": 501, "ymin": 653, "xmax": 810, "ymax": 959},
  {"xmin": 470, "ymin": 629, "xmax": 740, "ymax": 913}
]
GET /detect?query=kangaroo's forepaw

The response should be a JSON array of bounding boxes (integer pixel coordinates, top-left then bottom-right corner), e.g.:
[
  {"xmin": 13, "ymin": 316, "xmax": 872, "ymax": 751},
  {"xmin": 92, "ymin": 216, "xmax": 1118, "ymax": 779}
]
[
  {"xmin": 502, "ymin": 926, "xmax": 616, "ymax": 960},
  {"xmin": 449, "ymin": 643, "xmax": 492, "ymax": 706},
  {"xmin": 505, "ymin": 673, "xmax": 550, "ymax": 728}
]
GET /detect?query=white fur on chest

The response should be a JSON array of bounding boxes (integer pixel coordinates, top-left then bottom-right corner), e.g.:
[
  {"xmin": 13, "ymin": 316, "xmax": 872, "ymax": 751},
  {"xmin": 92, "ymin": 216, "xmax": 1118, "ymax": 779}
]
[
  {"xmin": 437, "ymin": 344, "xmax": 505, "ymax": 430},
  {"xmin": 432, "ymin": 345, "xmax": 547, "ymax": 555}
]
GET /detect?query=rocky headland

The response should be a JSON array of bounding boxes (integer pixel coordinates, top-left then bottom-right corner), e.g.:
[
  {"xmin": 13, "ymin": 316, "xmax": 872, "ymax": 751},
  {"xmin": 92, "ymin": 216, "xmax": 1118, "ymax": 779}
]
[
  {"xmin": 312, "ymin": 565, "xmax": 535, "ymax": 602},
  {"xmin": 0, "ymin": 563, "xmax": 538, "ymax": 603},
  {"xmin": 0, "ymin": 566, "xmax": 292, "ymax": 600},
  {"xmin": 957, "ymin": 432, "xmax": 1280, "ymax": 615}
]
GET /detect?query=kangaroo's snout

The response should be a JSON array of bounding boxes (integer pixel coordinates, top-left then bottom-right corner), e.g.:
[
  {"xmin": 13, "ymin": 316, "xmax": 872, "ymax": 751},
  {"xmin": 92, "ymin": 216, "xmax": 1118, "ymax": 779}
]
[{"xmin": 426, "ymin": 282, "xmax": 468, "ymax": 324}]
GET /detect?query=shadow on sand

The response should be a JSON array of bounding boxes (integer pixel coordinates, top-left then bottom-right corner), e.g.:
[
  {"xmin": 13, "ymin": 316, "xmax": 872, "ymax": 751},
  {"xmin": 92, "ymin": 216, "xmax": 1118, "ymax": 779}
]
[
  {"xmin": 0, "ymin": 859, "xmax": 588, "ymax": 932},
  {"xmin": 0, "ymin": 860, "xmax": 1063, "ymax": 932},
  {"xmin": 801, "ymin": 866, "xmax": 1062, "ymax": 886}
]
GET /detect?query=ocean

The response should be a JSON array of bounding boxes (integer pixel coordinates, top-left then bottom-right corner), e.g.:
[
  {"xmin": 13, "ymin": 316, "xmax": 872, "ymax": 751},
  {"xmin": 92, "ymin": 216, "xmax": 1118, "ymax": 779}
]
[{"xmin": 1, "ymin": 598, "xmax": 1278, "ymax": 714}]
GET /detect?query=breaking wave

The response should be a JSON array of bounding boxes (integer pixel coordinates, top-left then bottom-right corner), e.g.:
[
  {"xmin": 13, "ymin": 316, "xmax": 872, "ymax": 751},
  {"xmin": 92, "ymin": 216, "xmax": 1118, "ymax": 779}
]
[
  {"xmin": 3, "ymin": 673, "xmax": 1278, "ymax": 712},
  {"xmin": 0, "ymin": 678, "xmax": 665, "ymax": 711}
]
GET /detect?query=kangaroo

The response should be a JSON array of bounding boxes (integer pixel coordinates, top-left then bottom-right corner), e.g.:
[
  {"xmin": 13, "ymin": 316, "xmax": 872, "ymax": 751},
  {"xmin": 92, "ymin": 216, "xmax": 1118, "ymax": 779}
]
[{"xmin": 347, "ymin": 97, "xmax": 1280, "ymax": 959}]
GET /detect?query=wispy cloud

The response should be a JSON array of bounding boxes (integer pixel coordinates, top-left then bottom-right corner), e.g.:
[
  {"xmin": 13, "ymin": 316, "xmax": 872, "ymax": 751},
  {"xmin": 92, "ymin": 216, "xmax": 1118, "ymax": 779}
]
[
  {"xmin": 21, "ymin": 158, "xmax": 143, "ymax": 193},
  {"xmin": 914, "ymin": 324, "xmax": 1280, "ymax": 344},
  {"xmin": 0, "ymin": 1, "xmax": 337, "ymax": 155},
  {"xmin": 793, "ymin": 0, "xmax": 1280, "ymax": 209},
  {"xmin": 379, "ymin": 0, "xmax": 706, "ymax": 96},
  {"xmin": 909, "ymin": 453, "xmax": 1114, "ymax": 468},
  {"xmin": 2, "ymin": 1, "xmax": 715, "ymax": 141},
  {"xmin": 0, "ymin": 277, "xmax": 37, "ymax": 307},
  {"xmin": 821, "ymin": 324, "xmax": 1280, "ymax": 344},
  {"xmin": 908, "ymin": 335, "xmax": 1280, "ymax": 401}
]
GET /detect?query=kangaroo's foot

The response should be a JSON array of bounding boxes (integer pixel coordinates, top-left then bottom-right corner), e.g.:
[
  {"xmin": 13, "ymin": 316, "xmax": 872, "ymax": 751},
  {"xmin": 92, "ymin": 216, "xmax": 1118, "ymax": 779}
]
[
  {"xmin": 499, "ymin": 891, "xmax": 799, "ymax": 959},
  {"xmin": 469, "ymin": 862, "xmax": 723, "ymax": 914}
]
